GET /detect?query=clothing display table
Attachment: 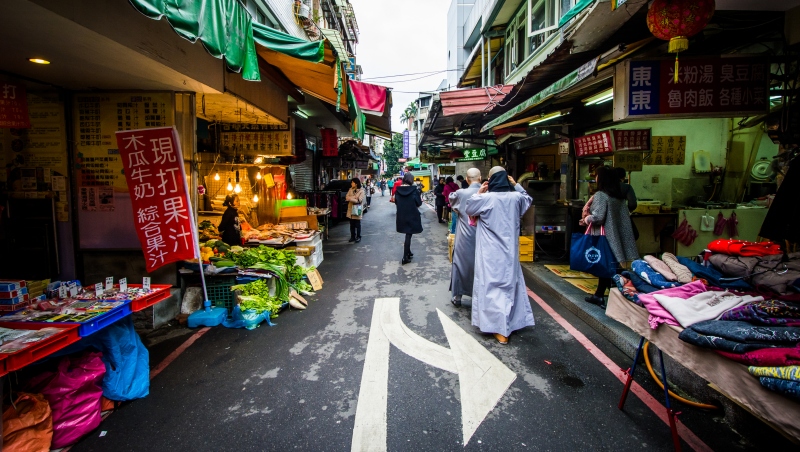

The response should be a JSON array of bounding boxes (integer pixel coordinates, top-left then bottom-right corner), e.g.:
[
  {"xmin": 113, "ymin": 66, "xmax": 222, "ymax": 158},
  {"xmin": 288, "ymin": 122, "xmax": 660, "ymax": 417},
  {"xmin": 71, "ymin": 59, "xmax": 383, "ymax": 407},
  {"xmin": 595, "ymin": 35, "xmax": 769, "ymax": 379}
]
[{"xmin": 606, "ymin": 289, "xmax": 800, "ymax": 443}]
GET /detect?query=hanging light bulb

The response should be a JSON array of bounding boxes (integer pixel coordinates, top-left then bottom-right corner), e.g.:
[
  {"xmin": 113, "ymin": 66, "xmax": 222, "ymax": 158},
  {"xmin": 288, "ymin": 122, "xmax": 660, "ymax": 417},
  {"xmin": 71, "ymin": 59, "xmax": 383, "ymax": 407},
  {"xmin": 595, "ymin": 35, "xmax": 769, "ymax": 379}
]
[
  {"xmin": 234, "ymin": 183, "xmax": 242, "ymax": 193},
  {"xmin": 287, "ymin": 192, "xmax": 293, "ymax": 200},
  {"xmin": 226, "ymin": 179, "xmax": 233, "ymax": 191},
  {"xmin": 256, "ymin": 172, "xmax": 262, "ymax": 180},
  {"xmin": 214, "ymin": 172, "xmax": 220, "ymax": 181},
  {"xmin": 252, "ymin": 194, "xmax": 259, "ymax": 203}
]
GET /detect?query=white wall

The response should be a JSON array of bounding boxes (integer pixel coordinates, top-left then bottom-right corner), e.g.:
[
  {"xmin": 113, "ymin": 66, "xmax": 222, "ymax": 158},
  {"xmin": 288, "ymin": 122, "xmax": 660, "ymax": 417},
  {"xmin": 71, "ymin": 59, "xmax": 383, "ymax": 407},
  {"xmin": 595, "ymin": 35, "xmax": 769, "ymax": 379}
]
[{"xmin": 263, "ymin": 0, "xmax": 308, "ymax": 39}]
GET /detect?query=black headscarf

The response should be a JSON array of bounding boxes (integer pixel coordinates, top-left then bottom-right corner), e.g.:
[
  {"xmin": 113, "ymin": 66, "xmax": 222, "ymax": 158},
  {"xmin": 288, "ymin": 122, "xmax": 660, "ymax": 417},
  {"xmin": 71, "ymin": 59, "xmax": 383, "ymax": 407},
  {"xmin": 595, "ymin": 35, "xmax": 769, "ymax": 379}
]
[{"xmin": 487, "ymin": 170, "xmax": 514, "ymax": 192}]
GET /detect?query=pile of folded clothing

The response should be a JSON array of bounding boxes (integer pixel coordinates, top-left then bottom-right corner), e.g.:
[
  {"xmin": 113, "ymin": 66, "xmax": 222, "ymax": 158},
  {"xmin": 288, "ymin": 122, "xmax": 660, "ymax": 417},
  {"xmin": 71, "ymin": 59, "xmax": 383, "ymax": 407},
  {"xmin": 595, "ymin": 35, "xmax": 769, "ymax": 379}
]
[{"xmin": 610, "ymin": 240, "xmax": 800, "ymax": 401}]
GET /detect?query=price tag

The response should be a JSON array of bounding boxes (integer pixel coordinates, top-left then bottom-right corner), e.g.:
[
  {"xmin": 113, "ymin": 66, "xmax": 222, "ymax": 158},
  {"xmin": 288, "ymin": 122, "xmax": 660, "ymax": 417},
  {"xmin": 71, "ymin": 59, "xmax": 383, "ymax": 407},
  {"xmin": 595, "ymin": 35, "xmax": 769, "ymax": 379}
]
[
  {"xmin": 105, "ymin": 277, "xmax": 114, "ymax": 291},
  {"xmin": 143, "ymin": 277, "xmax": 151, "ymax": 291},
  {"xmin": 59, "ymin": 285, "xmax": 68, "ymax": 299},
  {"xmin": 306, "ymin": 269, "xmax": 323, "ymax": 292},
  {"xmin": 69, "ymin": 283, "xmax": 78, "ymax": 298},
  {"xmin": 119, "ymin": 278, "xmax": 128, "ymax": 293},
  {"xmin": 95, "ymin": 283, "xmax": 104, "ymax": 298}
]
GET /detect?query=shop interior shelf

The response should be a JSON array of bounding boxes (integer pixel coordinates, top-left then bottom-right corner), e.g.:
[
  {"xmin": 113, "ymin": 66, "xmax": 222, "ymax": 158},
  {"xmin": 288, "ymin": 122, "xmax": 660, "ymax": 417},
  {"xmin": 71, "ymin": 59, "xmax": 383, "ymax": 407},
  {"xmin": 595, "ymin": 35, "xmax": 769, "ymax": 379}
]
[
  {"xmin": 127, "ymin": 284, "xmax": 172, "ymax": 312},
  {"xmin": 0, "ymin": 323, "xmax": 81, "ymax": 375}
]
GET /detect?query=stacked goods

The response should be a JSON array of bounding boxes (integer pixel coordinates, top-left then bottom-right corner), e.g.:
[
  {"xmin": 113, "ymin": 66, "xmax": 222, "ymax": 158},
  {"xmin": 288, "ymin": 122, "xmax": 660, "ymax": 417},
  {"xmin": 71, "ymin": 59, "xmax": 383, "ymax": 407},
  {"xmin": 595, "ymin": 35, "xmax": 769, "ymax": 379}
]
[
  {"xmin": 26, "ymin": 279, "xmax": 50, "ymax": 298},
  {"xmin": 0, "ymin": 280, "xmax": 31, "ymax": 311},
  {"xmin": 198, "ymin": 220, "xmax": 221, "ymax": 241},
  {"xmin": 519, "ymin": 236, "xmax": 534, "ymax": 263}
]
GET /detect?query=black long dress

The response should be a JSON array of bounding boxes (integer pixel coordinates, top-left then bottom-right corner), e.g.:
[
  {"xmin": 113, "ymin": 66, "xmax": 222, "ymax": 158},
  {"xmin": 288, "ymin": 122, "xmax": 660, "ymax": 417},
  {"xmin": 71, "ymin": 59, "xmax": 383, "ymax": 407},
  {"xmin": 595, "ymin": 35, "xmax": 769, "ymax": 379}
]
[{"xmin": 395, "ymin": 185, "xmax": 423, "ymax": 234}]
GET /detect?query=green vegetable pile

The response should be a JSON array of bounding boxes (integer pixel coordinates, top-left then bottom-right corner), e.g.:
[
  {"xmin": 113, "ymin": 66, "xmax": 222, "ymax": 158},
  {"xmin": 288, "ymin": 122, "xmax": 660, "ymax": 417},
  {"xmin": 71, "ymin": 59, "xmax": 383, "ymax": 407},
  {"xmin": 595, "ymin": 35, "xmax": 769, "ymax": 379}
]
[
  {"xmin": 230, "ymin": 279, "xmax": 283, "ymax": 318},
  {"xmin": 225, "ymin": 245, "xmax": 314, "ymax": 294}
]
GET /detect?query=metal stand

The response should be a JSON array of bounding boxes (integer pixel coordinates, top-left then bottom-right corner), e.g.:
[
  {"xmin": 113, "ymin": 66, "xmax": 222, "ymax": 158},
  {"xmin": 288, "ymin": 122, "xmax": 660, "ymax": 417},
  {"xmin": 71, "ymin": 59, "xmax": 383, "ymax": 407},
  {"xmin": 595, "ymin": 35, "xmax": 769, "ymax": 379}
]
[{"xmin": 618, "ymin": 337, "xmax": 681, "ymax": 451}]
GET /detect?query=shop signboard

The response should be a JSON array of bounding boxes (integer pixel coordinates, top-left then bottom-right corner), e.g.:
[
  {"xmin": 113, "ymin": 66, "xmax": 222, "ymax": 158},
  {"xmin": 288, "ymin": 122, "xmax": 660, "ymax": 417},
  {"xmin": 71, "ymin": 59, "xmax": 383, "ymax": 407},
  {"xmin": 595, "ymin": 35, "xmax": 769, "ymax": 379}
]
[
  {"xmin": 613, "ymin": 152, "xmax": 644, "ymax": 172},
  {"xmin": 115, "ymin": 127, "xmax": 197, "ymax": 272},
  {"xmin": 457, "ymin": 148, "xmax": 487, "ymax": 162},
  {"xmin": 218, "ymin": 122, "xmax": 292, "ymax": 157},
  {"xmin": 0, "ymin": 81, "xmax": 30, "ymax": 128},
  {"xmin": 646, "ymin": 136, "xmax": 686, "ymax": 165},
  {"xmin": 402, "ymin": 130, "xmax": 409, "ymax": 159},
  {"xmin": 574, "ymin": 131, "xmax": 614, "ymax": 158},
  {"xmin": 614, "ymin": 57, "xmax": 768, "ymax": 121},
  {"xmin": 321, "ymin": 128, "xmax": 338, "ymax": 157},
  {"xmin": 558, "ymin": 138, "xmax": 570, "ymax": 155},
  {"xmin": 612, "ymin": 129, "xmax": 651, "ymax": 151}
]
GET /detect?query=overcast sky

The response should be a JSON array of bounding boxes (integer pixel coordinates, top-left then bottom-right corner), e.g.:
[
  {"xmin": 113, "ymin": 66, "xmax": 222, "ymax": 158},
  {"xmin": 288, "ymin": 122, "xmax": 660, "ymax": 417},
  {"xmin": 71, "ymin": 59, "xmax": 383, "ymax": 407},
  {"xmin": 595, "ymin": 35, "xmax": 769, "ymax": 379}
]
[{"xmin": 349, "ymin": 0, "xmax": 451, "ymax": 134}]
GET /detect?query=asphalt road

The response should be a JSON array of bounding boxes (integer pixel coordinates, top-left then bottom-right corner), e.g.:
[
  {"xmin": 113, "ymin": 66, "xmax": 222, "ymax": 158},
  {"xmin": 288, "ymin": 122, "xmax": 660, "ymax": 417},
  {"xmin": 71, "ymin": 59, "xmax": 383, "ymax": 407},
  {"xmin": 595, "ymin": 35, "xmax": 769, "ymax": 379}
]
[{"xmin": 74, "ymin": 192, "xmax": 785, "ymax": 451}]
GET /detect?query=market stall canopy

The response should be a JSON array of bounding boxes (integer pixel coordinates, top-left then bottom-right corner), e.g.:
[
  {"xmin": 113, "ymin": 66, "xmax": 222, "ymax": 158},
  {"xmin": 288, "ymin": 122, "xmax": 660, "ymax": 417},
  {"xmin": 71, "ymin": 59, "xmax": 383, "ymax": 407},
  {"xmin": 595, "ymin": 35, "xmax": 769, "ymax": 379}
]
[{"xmin": 459, "ymin": 36, "xmax": 504, "ymax": 88}]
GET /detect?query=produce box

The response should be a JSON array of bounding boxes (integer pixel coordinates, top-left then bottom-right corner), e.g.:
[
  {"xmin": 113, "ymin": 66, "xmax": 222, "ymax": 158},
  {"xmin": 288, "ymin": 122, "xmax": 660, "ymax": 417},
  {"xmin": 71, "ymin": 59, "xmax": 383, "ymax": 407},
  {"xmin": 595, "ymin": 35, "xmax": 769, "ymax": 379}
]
[
  {"xmin": 0, "ymin": 287, "xmax": 27, "ymax": 299},
  {"xmin": 519, "ymin": 236, "xmax": 534, "ymax": 263},
  {"xmin": 0, "ymin": 280, "xmax": 26, "ymax": 292},
  {"xmin": 294, "ymin": 246, "xmax": 315, "ymax": 256},
  {"xmin": 279, "ymin": 199, "xmax": 307, "ymax": 208}
]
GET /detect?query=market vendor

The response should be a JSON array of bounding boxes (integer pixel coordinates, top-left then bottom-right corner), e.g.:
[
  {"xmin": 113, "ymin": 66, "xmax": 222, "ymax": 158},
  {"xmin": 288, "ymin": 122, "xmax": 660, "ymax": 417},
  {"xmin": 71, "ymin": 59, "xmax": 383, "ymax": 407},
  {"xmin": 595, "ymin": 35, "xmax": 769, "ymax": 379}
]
[{"xmin": 219, "ymin": 194, "xmax": 242, "ymax": 246}]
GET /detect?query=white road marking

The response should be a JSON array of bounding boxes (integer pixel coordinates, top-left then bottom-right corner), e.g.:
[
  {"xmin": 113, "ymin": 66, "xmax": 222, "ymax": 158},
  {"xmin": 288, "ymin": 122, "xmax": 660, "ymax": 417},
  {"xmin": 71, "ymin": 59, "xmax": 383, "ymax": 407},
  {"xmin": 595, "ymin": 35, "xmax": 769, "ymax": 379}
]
[
  {"xmin": 351, "ymin": 298, "xmax": 391, "ymax": 452},
  {"xmin": 351, "ymin": 298, "xmax": 516, "ymax": 451},
  {"xmin": 437, "ymin": 309, "xmax": 517, "ymax": 446}
]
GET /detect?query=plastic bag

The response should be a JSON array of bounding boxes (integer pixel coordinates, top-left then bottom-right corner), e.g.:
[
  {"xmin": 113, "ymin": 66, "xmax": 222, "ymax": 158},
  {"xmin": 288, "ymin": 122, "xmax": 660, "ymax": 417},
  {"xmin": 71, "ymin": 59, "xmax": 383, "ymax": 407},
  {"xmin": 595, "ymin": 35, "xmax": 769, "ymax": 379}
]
[
  {"xmin": 29, "ymin": 352, "xmax": 105, "ymax": 448},
  {"xmin": 2, "ymin": 392, "xmax": 53, "ymax": 452},
  {"xmin": 92, "ymin": 316, "xmax": 150, "ymax": 402},
  {"xmin": 223, "ymin": 305, "xmax": 272, "ymax": 330}
]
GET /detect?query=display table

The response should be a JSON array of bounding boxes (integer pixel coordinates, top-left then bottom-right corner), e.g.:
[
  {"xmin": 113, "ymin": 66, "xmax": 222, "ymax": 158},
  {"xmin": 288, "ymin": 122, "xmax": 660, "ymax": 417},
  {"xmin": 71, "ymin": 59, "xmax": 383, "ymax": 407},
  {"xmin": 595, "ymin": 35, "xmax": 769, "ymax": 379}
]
[
  {"xmin": 309, "ymin": 208, "xmax": 331, "ymax": 240},
  {"xmin": 606, "ymin": 289, "xmax": 800, "ymax": 443}
]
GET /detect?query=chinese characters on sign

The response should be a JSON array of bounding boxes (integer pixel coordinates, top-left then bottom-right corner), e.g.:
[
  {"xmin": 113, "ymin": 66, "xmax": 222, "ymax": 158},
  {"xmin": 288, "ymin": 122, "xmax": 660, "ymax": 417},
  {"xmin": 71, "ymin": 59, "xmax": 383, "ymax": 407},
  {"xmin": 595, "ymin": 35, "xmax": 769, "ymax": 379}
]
[
  {"xmin": 646, "ymin": 136, "xmax": 686, "ymax": 165},
  {"xmin": 321, "ymin": 128, "xmax": 338, "ymax": 157},
  {"xmin": 0, "ymin": 82, "xmax": 30, "ymax": 128},
  {"xmin": 574, "ymin": 131, "xmax": 614, "ymax": 158},
  {"xmin": 115, "ymin": 127, "xmax": 197, "ymax": 273},
  {"xmin": 218, "ymin": 122, "xmax": 293, "ymax": 157},
  {"xmin": 403, "ymin": 130, "xmax": 410, "ymax": 159},
  {"xmin": 612, "ymin": 129, "xmax": 651, "ymax": 151},
  {"xmin": 457, "ymin": 149, "xmax": 487, "ymax": 162},
  {"xmin": 613, "ymin": 153, "xmax": 644, "ymax": 172},
  {"xmin": 621, "ymin": 57, "xmax": 768, "ymax": 120},
  {"xmin": 74, "ymin": 93, "xmax": 173, "ymax": 193}
]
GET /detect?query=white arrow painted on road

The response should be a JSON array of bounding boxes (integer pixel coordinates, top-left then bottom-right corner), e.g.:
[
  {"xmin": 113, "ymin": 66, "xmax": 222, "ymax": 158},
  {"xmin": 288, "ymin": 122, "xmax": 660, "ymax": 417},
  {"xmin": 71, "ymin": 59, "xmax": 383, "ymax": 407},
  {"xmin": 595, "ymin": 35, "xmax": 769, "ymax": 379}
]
[{"xmin": 351, "ymin": 298, "xmax": 516, "ymax": 451}]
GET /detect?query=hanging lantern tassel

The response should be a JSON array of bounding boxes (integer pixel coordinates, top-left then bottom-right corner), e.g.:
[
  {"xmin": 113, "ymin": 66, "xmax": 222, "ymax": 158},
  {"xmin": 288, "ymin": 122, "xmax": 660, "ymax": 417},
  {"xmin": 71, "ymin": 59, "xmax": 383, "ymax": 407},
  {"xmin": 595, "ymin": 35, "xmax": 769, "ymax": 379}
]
[{"xmin": 674, "ymin": 53, "xmax": 680, "ymax": 83}]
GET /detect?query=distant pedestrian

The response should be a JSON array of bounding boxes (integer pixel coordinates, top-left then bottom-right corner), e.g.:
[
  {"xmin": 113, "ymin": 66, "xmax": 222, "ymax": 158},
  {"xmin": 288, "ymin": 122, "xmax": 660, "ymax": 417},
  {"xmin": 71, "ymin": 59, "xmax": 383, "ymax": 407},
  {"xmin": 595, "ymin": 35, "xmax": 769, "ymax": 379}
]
[
  {"xmin": 395, "ymin": 173, "xmax": 423, "ymax": 265},
  {"xmin": 449, "ymin": 168, "xmax": 482, "ymax": 306},
  {"xmin": 345, "ymin": 178, "xmax": 365, "ymax": 243},
  {"xmin": 387, "ymin": 177, "xmax": 395, "ymax": 193},
  {"xmin": 434, "ymin": 177, "xmax": 446, "ymax": 223},
  {"xmin": 464, "ymin": 167, "xmax": 534, "ymax": 344},
  {"xmin": 380, "ymin": 178, "xmax": 387, "ymax": 196},
  {"xmin": 364, "ymin": 178, "xmax": 374, "ymax": 209},
  {"xmin": 457, "ymin": 175, "xmax": 469, "ymax": 189},
  {"xmin": 442, "ymin": 177, "xmax": 460, "ymax": 224}
]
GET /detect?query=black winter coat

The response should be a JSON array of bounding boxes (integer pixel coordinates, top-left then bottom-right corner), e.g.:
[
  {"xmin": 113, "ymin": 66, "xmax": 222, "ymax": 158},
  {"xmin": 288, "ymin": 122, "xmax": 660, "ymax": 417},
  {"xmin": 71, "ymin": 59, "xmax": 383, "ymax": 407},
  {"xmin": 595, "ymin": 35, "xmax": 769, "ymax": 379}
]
[
  {"xmin": 433, "ymin": 183, "xmax": 445, "ymax": 206},
  {"xmin": 395, "ymin": 185, "xmax": 423, "ymax": 234}
]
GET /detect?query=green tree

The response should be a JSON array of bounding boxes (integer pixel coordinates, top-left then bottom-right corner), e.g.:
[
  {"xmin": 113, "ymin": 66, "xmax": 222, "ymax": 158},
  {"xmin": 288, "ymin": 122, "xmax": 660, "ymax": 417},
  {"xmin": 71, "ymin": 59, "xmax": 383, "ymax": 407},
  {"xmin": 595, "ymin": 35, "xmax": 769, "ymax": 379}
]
[
  {"xmin": 382, "ymin": 132, "xmax": 405, "ymax": 176},
  {"xmin": 400, "ymin": 102, "xmax": 419, "ymax": 131}
]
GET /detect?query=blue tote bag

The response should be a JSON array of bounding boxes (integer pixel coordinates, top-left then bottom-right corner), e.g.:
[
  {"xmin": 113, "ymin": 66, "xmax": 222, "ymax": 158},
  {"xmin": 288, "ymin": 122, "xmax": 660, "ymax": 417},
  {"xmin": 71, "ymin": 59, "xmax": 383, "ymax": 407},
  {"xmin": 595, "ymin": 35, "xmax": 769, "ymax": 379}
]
[{"xmin": 570, "ymin": 224, "xmax": 617, "ymax": 278}]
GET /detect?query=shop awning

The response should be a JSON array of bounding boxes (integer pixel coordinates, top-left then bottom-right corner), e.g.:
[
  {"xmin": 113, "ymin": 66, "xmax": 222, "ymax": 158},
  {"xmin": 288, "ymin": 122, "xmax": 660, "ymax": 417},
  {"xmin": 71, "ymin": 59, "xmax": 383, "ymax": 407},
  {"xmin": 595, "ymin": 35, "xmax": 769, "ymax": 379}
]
[
  {"xmin": 480, "ymin": 58, "xmax": 598, "ymax": 132},
  {"xmin": 558, "ymin": 0, "xmax": 595, "ymax": 27},
  {"xmin": 441, "ymin": 85, "xmax": 514, "ymax": 116},
  {"xmin": 129, "ymin": 0, "xmax": 260, "ymax": 80},
  {"xmin": 319, "ymin": 28, "xmax": 350, "ymax": 60},
  {"xmin": 459, "ymin": 36, "xmax": 504, "ymax": 88},
  {"xmin": 252, "ymin": 23, "xmax": 324, "ymax": 63}
]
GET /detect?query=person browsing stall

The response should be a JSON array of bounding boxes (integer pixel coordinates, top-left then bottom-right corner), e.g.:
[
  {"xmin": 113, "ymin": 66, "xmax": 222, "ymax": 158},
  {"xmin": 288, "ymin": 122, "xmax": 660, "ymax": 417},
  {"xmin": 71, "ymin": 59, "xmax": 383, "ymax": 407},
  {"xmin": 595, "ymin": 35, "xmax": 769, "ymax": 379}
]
[{"xmin": 345, "ymin": 178, "xmax": 365, "ymax": 243}]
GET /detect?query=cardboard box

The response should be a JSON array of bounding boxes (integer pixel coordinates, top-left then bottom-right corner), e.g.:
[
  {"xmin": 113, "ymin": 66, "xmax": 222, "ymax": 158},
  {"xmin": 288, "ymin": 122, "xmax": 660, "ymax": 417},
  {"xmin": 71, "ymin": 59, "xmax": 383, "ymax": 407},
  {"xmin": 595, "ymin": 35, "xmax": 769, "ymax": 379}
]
[{"xmin": 279, "ymin": 215, "xmax": 319, "ymax": 230}]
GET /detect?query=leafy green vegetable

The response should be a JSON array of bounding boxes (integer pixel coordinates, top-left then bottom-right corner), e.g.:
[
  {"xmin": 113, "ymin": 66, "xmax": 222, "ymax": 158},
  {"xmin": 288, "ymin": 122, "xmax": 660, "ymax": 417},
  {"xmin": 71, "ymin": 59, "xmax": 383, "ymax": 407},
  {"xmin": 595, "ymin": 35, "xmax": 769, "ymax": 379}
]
[
  {"xmin": 231, "ymin": 279, "xmax": 284, "ymax": 318},
  {"xmin": 226, "ymin": 245, "xmax": 315, "ymax": 293}
]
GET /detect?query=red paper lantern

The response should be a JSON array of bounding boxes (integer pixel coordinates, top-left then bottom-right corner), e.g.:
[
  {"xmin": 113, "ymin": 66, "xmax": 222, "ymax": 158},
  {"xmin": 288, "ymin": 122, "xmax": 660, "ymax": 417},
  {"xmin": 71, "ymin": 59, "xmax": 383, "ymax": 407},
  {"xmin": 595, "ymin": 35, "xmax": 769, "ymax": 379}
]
[{"xmin": 646, "ymin": 0, "xmax": 715, "ymax": 54}]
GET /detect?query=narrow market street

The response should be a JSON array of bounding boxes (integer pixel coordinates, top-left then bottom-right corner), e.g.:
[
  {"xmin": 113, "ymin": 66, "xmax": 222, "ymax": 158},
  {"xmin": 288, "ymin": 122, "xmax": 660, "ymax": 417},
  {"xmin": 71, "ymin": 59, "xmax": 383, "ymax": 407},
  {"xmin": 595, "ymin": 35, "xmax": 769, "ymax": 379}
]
[{"xmin": 71, "ymin": 195, "xmax": 773, "ymax": 451}]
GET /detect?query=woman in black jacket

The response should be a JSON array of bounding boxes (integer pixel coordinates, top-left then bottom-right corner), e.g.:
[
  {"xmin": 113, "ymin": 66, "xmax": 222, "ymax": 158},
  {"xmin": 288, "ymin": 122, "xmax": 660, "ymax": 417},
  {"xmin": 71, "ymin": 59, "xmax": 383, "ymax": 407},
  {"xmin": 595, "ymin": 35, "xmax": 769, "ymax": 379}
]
[
  {"xmin": 218, "ymin": 194, "xmax": 242, "ymax": 246},
  {"xmin": 434, "ymin": 177, "xmax": 446, "ymax": 223},
  {"xmin": 395, "ymin": 173, "xmax": 423, "ymax": 264}
]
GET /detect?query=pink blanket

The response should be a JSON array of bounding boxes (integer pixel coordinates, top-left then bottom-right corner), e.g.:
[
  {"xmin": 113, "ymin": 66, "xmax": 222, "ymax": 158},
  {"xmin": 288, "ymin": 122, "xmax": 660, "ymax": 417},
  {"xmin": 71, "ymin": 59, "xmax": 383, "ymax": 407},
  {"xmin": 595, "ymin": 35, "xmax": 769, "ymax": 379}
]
[{"xmin": 638, "ymin": 280, "xmax": 707, "ymax": 329}]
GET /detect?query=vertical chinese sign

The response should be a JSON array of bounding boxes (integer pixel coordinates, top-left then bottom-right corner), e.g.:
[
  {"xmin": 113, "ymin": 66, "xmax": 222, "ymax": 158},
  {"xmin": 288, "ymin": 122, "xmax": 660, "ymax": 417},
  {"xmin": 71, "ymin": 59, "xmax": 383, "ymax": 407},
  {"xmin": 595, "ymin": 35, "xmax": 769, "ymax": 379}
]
[
  {"xmin": 115, "ymin": 127, "xmax": 196, "ymax": 272},
  {"xmin": 402, "ymin": 130, "xmax": 410, "ymax": 159},
  {"xmin": 0, "ymin": 82, "xmax": 31, "ymax": 128},
  {"xmin": 616, "ymin": 57, "xmax": 768, "ymax": 121},
  {"xmin": 321, "ymin": 128, "xmax": 338, "ymax": 157},
  {"xmin": 646, "ymin": 136, "xmax": 686, "ymax": 165}
]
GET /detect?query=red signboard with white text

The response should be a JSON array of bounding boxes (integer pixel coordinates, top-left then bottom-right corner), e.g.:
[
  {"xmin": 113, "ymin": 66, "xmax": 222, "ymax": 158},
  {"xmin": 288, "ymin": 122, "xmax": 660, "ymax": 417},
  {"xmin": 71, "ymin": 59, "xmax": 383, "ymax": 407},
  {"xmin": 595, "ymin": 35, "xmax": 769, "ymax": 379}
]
[
  {"xmin": 574, "ymin": 131, "xmax": 614, "ymax": 158},
  {"xmin": 115, "ymin": 127, "xmax": 197, "ymax": 272},
  {"xmin": 0, "ymin": 82, "xmax": 31, "ymax": 128}
]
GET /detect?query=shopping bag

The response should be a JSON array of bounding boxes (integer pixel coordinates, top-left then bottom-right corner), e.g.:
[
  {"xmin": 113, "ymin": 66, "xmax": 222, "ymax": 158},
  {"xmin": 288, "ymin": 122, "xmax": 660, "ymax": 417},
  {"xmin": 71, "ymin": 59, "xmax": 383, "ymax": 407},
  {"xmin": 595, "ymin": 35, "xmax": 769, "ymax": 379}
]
[
  {"xmin": 351, "ymin": 203, "xmax": 363, "ymax": 216},
  {"xmin": 570, "ymin": 224, "xmax": 617, "ymax": 278},
  {"xmin": 2, "ymin": 392, "xmax": 53, "ymax": 452}
]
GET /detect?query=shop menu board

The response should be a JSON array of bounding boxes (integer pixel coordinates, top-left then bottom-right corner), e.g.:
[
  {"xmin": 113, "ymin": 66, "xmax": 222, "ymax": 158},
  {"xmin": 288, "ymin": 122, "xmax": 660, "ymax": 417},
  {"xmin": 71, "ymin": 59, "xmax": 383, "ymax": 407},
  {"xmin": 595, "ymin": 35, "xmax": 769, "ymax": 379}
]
[
  {"xmin": 574, "ymin": 131, "xmax": 614, "ymax": 157},
  {"xmin": 612, "ymin": 129, "xmax": 651, "ymax": 152},
  {"xmin": 0, "ymin": 81, "xmax": 30, "ymax": 128},
  {"xmin": 74, "ymin": 93, "xmax": 174, "ymax": 208},
  {"xmin": 321, "ymin": 128, "xmax": 338, "ymax": 157},
  {"xmin": 0, "ymin": 91, "xmax": 69, "ymax": 221},
  {"xmin": 646, "ymin": 136, "xmax": 686, "ymax": 165},
  {"xmin": 217, "ymin": 122, "xmax": 293, "ymax": 157}
]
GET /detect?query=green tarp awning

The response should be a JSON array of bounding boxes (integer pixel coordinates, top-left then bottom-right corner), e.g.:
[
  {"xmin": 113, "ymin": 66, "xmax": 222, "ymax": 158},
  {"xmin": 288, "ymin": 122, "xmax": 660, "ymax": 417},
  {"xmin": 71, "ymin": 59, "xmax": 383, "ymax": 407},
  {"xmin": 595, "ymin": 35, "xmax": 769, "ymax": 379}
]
[
  {"xmin": 558, "ymin": 0, "xmax": 595, "ymax": 28},
  {"xmin": 252, "ymin": 22, "xmax": 325, "ymax": 63}
]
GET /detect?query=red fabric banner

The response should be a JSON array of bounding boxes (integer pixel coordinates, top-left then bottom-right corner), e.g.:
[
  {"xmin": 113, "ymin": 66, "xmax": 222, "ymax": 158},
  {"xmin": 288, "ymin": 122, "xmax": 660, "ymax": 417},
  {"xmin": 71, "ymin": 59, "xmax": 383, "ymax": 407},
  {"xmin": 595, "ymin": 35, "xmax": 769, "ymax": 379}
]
[
  {"xmin": 321, "ymin": 128, "xmax": 338, "ymax": 157},
  {"xmin": 115, "ymin": 127, "xmax": 197, "ymax": 272},
  {"xmin": 0, "ymin": 82, "xmax": 30, "ymax": 128},
  {"xmin": 348, "ymin": 80, "xmax": 387, "ymax": 114}
]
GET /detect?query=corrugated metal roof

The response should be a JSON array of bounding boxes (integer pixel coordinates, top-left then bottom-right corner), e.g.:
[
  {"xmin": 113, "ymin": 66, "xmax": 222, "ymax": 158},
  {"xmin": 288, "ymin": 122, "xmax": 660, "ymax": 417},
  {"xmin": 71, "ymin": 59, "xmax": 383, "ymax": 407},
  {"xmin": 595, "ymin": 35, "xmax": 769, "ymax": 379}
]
[{"xmin": 440, "ymin": 85, "xmax": 513, "ymax": 116}]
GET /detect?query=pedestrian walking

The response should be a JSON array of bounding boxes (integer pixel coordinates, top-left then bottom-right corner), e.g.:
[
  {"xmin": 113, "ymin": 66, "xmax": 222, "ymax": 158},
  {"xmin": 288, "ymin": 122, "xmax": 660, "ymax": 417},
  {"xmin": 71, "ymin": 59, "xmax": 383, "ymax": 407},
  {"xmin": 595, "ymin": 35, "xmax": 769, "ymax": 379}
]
[
  {"xmin": 449, "ymin": 168, "xmax": 482, "ymax": 306},
  {"xmin": 434, "ymin": 177, "xmax": 446, "ymax": 223},
  {"xmin": 457, "ymin": 175, "xmax": 469, "ymax": 189},
  {"xmin": 442, "ymin": 176, "xmax": 460, "ymax": 224},
  {"xmin": 364, "ymin": 178, "xmax": 373, "ymax": 210},
  {"xmin": 464, "ymin": 167, "xmax": 534, "ymax": 344},
  {"xmin": 391, "ymin": 176, "xmax": 402, "ymax": 198},
  {"xmin": 380, "ymin": 178, "xmax": 387, "ymax": 196},
  {"xmin": 395, "ymin": 173, "xmax": 423, "ymax": 265},
  {"xmin": 580, "ymin": 166, "xmax": 639, "ymax": 307},
  {"xmin": 387, "ymin": 177, "xmax": 395, "ymax": 194},
  {"xmin": 345, "ymin": 178, "xmax": 365, "ymax": 243}
]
